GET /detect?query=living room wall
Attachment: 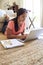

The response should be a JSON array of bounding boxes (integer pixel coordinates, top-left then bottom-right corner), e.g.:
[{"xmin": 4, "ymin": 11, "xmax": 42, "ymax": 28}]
[{"xmin": 0, "ymin": 0, "xmax": 23, "ymax": 9}]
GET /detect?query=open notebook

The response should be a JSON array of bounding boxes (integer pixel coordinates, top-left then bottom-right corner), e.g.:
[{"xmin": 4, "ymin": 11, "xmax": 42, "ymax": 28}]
[{"xmin": 0, "ymin": 39, "xmax": 24, "ymax": 48}]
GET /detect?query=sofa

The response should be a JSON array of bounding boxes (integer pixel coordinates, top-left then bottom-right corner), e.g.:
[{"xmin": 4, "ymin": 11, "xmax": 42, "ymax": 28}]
[{"xmin": 0, "ymin": 9, "xmax": 17, "ymax": 31}]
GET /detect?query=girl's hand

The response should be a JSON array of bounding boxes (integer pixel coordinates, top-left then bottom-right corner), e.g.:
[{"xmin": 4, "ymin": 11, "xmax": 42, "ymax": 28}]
[{"xmin": 21, "ymin": 34, "xmax": 28, "ymax": 40}]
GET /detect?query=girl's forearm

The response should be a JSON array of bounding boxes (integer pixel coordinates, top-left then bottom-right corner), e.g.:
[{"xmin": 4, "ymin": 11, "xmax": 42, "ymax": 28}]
[{"xmin": 7, "ymin": 34, "xmax": 26, "ymax": 39}]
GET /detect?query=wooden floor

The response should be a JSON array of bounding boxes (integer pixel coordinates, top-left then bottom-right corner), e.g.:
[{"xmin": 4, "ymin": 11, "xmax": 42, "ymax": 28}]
[
  {"xmin": 0, "ymin": 33, "xmax": 43, "ymax": 65},
  {"xmin": 0, "ymin": 33, "xmax": 7, "ymax": 40}
]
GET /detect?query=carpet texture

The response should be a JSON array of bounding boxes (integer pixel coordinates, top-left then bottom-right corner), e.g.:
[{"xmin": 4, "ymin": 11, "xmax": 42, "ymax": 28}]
[{"xmin": 0, "ymin": 38, "xmax": 43, "ymax": 65}]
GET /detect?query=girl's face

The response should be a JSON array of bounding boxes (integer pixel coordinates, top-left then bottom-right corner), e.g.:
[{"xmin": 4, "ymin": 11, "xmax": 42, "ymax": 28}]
[{"xmin": 18, "ymin": 12, "xmax": 27, "ymax": 26}]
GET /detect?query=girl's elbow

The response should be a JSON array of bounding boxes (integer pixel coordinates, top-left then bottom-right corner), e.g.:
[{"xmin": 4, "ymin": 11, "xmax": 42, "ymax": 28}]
[{"xmin": 7, "ymin": 35, "xmax": 11, "ymax": 39}]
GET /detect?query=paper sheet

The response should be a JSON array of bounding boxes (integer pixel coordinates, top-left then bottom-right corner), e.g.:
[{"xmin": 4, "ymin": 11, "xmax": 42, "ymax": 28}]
[{"xmin": 0, "ymin": 39, "xmax": 24, "ymax": 48}]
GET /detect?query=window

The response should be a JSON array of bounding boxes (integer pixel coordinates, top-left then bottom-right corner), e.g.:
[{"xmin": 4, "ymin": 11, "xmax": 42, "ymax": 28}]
[{"xmin": 23, "ymin": 0, "xmax": 40, "ymax": 28}]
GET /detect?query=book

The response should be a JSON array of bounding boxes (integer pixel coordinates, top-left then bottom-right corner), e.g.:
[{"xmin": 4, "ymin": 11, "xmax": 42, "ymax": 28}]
[{"xmin": 0, "ymin": 39, "xmax": 24, "ymax": 48}]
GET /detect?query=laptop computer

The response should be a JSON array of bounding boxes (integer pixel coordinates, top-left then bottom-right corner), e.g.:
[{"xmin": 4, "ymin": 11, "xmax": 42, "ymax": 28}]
[{"xmin": 18, "ymin": 28, "xmax": 43, "ymax": 42}]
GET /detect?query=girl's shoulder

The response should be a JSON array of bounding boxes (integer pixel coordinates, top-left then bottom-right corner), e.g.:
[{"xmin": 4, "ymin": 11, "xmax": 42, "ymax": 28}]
[
  {"xmin": 9, "ymin": 17, "xmax": 17, "ymax": 24},
  {"xmin": 8, "ymin": 20, "xmax": 14, "ymax": 25},
  {"xmin": 8, "ymin": 18, "xmax": 15, "ymax": 24}
]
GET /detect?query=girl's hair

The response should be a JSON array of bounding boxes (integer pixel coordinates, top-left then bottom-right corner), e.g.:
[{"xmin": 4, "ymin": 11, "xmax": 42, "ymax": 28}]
[
  {"xmin": 17, "ymin": 8, "xmax": 27, "ymax": 17},
  {"xmin": 13, "ymin": 8, "xmax": 27, "ymax": 32}
]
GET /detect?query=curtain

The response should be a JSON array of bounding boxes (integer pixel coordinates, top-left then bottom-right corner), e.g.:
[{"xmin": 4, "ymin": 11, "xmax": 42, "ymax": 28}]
[
  {"xmin": 23, "ymin": 0, "xmax": 41, "ymax": 28},
  {"xmin": 40, "ymin": 0, "xmax": 43, "ymax": 27}
]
